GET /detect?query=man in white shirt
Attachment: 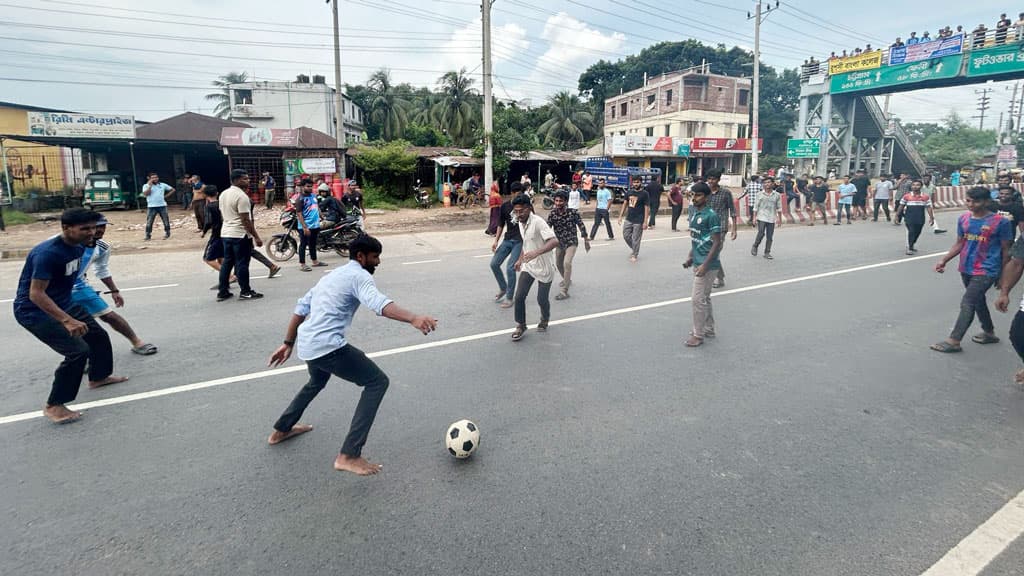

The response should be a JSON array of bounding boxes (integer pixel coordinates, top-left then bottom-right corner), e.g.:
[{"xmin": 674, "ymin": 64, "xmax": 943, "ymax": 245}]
[
  {"xmin": 510, "ymin": 194, "xmax": 559, "ymax": 341},
  {"xmin": 568, "ymin": 181, "xmax": 582, "ymax": 210},
  {"xmin": 141, "ymin": 171, "xmax": 174, "ymax": 240},
  {"xmin": 268, "ymin": 234, "xmax": 437, "ymax": 475},
  {"xmin": 217, "ymin": 169, "xmax": 264, "ymax": 301},
  {"xmin": 872, "ymin": 174, "xmax": 895, "ymax": 221}
]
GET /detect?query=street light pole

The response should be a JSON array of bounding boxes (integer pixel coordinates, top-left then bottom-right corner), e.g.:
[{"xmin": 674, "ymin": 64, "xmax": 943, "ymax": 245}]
[
  {"xmin": 482, "ymin": 0, "xmax": 494, "ymax": 195},
  {"xmin": 751, "ymin": 1, "xmax": 761, "ymax": 177},
  {"xmin": 329, "ymin": 0, "xmax": 344, "ymax": 150}
]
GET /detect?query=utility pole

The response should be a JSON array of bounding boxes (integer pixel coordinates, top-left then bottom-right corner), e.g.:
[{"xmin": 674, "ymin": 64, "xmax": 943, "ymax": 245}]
[
  {"xmin": 747, "ymin": 1, "xmax": 778, "ymax": 176},
  {"xmin": 1007, "ymin": 82, "xmax": 1019, "ymax": 133},
  {"xmin": 329, "ymin": 0, "xmax": 344, "ymax": 151},
  {"xmin": 974, "ymin": 88, "xmax": 993, "ymax": 131},
  {"xmin": 482, "ymin": 0, "xmax": 494, "ymax": 197}
]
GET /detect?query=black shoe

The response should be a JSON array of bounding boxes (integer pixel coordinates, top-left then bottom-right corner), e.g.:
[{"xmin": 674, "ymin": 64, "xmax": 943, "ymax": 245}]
[
  {"xmin": 216, "ymin": 292, "xmax": 234, "ymax": 302},
  {"xmin": 239, "ymin": 291, "xmax": 264, "ymax": 300},
  {"xmin": 751, "ymin": 246, "xmax": 758, "ymax": 256}
]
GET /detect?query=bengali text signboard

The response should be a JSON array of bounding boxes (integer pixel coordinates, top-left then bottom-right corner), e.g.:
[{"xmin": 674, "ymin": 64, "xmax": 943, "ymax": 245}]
[
  {"xmin": 219, "ymin": 127, "xmax": 299, "ymax": 147},
  {"xmin": 828, "ymin": 50, "xmax": 884, "ymax": 75},
  {"xmin": 786, "ymin": 138, "xmax": 820, "ymax": 159},
  {"xmin": 830, "ymin": 54, "xmax": 962, "ymax": 94},
  {"xmin": 27, "ymin": 112, "xmax": 135, "ymax": 139},
  {"xmin": 284, "ymin": 158, "xmax": 336, "ymax": 175},
  {"xmin": 966, "ymin": 43, "xmax": 1024, "ymax": 77},
  {"xmin": 888, "ymin": 34, "xmax": 964, "ymax": 65}
]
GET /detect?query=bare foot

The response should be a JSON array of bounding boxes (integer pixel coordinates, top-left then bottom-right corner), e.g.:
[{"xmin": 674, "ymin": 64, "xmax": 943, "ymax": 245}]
[
  {"xmin": 44, "ymin": 404, "xmax": 82, "ymax": 424},
  {"xmin": 334, "ymin": 454, "xmax": 383, "ymax": 475},
  {"xmin": 1016, "ymin": 369, "xmax": 1024, "ymax": 385},
  {"xmin": 629, "ymin": 255, "xmax": 637, "ymax": 263},
  {"xmin": 88, "ymin": 375, "xmax": 129, "ymax": 389},
  {"xmin": 268, "ymin": 424, "xmax": 313, "ymax": 445}
]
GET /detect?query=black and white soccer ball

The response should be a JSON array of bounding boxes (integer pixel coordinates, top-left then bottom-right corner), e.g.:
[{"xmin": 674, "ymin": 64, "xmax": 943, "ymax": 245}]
[{"xmin": 445, "ymin": 419, "xmax": 480, "ymax": 459}]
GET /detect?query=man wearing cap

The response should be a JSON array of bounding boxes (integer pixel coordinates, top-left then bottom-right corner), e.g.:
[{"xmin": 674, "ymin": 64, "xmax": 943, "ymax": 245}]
[{"xmin": 71, "ymin": 215, "xmax": 157, "ymax": 355}]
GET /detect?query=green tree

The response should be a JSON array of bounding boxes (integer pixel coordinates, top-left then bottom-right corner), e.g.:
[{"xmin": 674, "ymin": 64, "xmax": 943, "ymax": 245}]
[
  {"xmin": 537, "ymin": 91, "xmax": 595, "ymax": 149},
  {"xmin": 918, "ymin": 112, "xmax": 997, "ymax": 172},
  {"xmin": 204, "ymin": 71, "xmax": 248, "ymax": 118},
  {"xmin": 474, "ymin": 105, "xmax": 540, "ymax": 178},
  {"xmin": 903, "ymin": 122, "xmax": 944, "ymax": 147},
  {"xmin": 434, "ymin": 68, "xmax": 480, "ymax": 146},
  {"xmin": 405, "ymin": 123, "xmax": 451, "ymax": 146},
  {"xmin": 351, "ymin": 140, "xmax": 418, "ymax": 196},
  {"xmin": 366, "ymin": 68, "xmax": 411, "ymax": 141}
]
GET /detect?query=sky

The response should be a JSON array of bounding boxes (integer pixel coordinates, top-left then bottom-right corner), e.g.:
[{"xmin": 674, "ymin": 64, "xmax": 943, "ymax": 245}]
[{"xmin": 0, "ymin": 0, "xmax": 1020, "ymax": 131}]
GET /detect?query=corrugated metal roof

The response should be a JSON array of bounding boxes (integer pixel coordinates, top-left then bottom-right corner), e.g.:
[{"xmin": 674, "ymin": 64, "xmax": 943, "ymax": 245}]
[{"xmin": 136, "ymin": 112, "xmax": 250, "ymax": 142}]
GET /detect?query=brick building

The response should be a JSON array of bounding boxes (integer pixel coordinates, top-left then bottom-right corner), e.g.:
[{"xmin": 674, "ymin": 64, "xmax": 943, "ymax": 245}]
[{"xmin": 602, "ymin": 69, "xmax": 758, "ymax": 183}]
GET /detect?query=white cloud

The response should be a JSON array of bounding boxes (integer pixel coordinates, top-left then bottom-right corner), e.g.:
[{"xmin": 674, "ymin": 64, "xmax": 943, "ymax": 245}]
[{"xmin": 534, "ymin": 12, "xmax": 626, "ymax": 75}]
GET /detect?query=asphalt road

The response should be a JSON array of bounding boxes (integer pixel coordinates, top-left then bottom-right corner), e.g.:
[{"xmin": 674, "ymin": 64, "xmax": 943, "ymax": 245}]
[{"xmin": 1, "ymin": 215, "xmax": 1022, "ymax": 576}]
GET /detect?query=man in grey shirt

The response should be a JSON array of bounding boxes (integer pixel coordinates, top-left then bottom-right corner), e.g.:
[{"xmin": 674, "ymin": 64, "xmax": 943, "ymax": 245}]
[{"xmin": 872, "ymin": 174, "xmax": 895, "ymax": 221}]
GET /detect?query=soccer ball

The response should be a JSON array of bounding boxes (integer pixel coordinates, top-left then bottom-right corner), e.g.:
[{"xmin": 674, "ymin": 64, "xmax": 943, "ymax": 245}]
[{"xmin": 445, "ymin": 419, "xmax": 480, "ymax": 459}]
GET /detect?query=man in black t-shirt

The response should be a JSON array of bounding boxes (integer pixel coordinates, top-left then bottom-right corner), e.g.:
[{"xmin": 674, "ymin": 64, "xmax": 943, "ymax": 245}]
[
  {"xmin": 993, "ymin": 185, "xmax": 1024, "ymax": 239},
  {"xmin": 342, "ymin": 183, "xmax": 365, "ymax": 228},
  {"xmin": 645, "ymin": 178, "xmax": 664, "ymax": 228},
  {"xmin": 850, "ymin": 169, "xmax": 871, "ymax": 220},
  {"xmin": 807, "ymin": 175, "xmax": 830, "ymax": 226},
  {"xmin": 617, "ymin": 178, "xmax": 650, "ymax": 262},
  {"xmin": 490, "ymin": 182, "xmax": 526, "ymax": 307}
]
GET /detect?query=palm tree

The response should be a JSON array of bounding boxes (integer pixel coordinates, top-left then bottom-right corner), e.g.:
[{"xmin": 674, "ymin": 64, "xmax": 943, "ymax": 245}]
[
  {"xmin": 433, "ymin": 68, "xmax": 480, "ymax": 146},
  {"xmin": 366, "ymin": 68, "xmax": 411, "ymax": 141},
  {"xmin": 537, "ymin": 91, "xmax": 595, "ymax": 149},
  {"xmin": 204, "ymin": 71, "xmax": 248, "ymax": 118}
]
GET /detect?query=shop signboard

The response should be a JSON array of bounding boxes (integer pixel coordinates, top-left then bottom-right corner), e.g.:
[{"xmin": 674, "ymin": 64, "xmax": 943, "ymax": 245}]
[
  {"xmin": 828, "ymin": 50, "xmax": 884, "ymax": 75},
  {"xmin": 284, "ymin": 158, "xmax": 336, "ymax": 175},
  {"xmin": 27, "ymin": 112, "xmax": 135, "ymax": 138},
  {"xmin": 219, "ymin": 127, "xmax": 299, "ymax": 147},
  {"xmin": 888, "ymin": 34, "xmax": 964, "ymax": 65},
  {"xmin": 786, "ymin": 138, "xmax": 820, "ymax": 158},
  {"xmin": 966, "ymin": 43, "xmax": 1024, "ymax": 77},
  {"xmin": 690, "ymin": 138, "xmax": 761, "ymax": 153},
  {"xmin": 830, "ymin": 54, "xmax": 962, "ymax": 94}
]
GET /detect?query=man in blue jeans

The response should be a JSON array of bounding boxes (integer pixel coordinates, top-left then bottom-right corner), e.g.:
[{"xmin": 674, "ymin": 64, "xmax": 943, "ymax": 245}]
[
  {"xmin": 141, "ymin": 171, "xmax": 173, "ymax": 240},
  {"xmin": 267, "ymin": 234, "xmax": 437, "ymax": 475},
  {"xmin": 490, "ymin": 182, "xmax": 525, "ymax": 309}
]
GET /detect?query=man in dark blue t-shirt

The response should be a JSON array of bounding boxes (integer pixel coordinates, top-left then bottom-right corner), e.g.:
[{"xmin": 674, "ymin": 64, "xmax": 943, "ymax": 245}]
[{"xmin": 14, "ymin": 208, "xmax": 127, "ymax": 424}]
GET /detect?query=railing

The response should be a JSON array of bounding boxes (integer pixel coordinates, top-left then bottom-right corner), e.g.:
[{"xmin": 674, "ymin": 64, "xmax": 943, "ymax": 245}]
[
  {"xmin": 800, "ymin": 25, "xmax": 1024, "ymax": 83},
  {"xmin": 858, "ymin": 95, "xmax": 927, "ymax": 173}
]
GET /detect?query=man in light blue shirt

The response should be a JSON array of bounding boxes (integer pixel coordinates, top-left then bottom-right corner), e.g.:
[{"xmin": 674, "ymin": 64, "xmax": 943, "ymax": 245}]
[
  {"xmin": 589, "ymin": 178, "xmax": 615, "ymax": 240},
  {"xmin": 141, "ymin": 171, "xmax": 174, "ymax": 240},
  {"xmin": 267, "ymin": 234, "xmax": 438, "ymax": 476}
]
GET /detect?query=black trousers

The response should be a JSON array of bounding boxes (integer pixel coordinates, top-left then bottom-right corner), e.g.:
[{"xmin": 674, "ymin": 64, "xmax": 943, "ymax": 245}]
[
  {"xmin": 1011, "ymin": 310, "xmax": 1024, "ymax": 361},
  {"xmin": 590, "ymin": 208, "xmax": 613, "ymax": 239},
  {"xmin": 905, "ymin": 219, "xmax": 925, "ymax": 249},
  {"xmin": 219, "ymin": 237, "xmax": 253, "ymax": 295},
  {"xmin": 873, "ymin": 199, "xmax": 891, "ymax": 220},
  {"xmin": 671, "ymin": 204, "xmax": 684, "ymax": 230},
  {"xmin": 18, "ymin": 305, "xmax": 112, "ymax": 406},
  {"xmin": 274, "ymin": 344, "xmax": 390, "ymax": 457},
  {"xmin": 648, "ymin": 198, "xmax": 660, "ymax": 226},
  {"xmin": 753, "ymin": 221, "xmax": 775, "ymax": 253},
  {"xmin": 513, "ymin": 272, "xmax": 551, "ymax": 326},
  {"xmin": 298, "ymin": 227, "xmax": 320, "ymax": 264},
  {"xmin": 950, "ymin": 273, "xmax": 995, "ymax": 341}
]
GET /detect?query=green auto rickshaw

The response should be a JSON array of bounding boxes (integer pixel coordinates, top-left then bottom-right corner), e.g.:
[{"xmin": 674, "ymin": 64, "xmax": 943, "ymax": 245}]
[{"xmin": 83, "ymin": 171, "xmax": 136, "ymax": 210}]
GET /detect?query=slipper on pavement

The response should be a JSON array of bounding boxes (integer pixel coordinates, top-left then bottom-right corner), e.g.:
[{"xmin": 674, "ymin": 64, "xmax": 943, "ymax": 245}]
[
  {"xmin": 131, "ymin": 343, "xmax": 158, "ymax": 355},
  {"xmin": 971, "ymin": 333, "xmax": 1000, "ymax": 344},
  {"xmin": 312, "ymin": 262, "xmax": 328, "ymax": 267},
  {"xmin": 930, "ymin": 341, "xmax": 962, "ymax": 353}
]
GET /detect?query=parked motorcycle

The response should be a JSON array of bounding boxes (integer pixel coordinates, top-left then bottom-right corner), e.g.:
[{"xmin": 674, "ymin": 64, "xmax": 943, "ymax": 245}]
[
  {"xmin": 539, "ymin": 185, "xmax": 564, "ymax": 210},
  {"xmin": 414, "ymin": 179, "xmax": 432, "ymax": 208},
  {"xmin": 267, "ymin": 209, "xmax": 363, "ymax": 262}
]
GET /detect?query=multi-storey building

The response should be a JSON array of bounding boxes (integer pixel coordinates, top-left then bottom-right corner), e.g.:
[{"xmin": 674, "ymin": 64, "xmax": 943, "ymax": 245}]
[
  {"xmin": 227, "ymin": 76, "xmax": 364, "ymax": 145},
  {"xmin": 602, "ymin": 68, "xmax": 758, "ymax": 182}
]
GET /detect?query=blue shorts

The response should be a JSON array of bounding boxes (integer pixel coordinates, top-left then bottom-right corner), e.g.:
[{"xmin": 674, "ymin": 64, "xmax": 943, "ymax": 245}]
[{"xmin": 71, "ymin": 287, "xmax": 112, "ymax": 317}]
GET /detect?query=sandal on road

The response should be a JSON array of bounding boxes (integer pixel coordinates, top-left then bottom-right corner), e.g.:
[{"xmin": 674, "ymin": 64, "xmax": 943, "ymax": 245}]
[
  {"xmin": 511, "ymin": 325, "xmax": 527, "ymax": 342},
  {"xmin": 131, "ymin": 343, "xmax": 158, "ymax": 355},
  {"xmin": 312, "ymin": 262, "xmax": 328, "ymax": 267},
  {"xmin": 971, "ymin": 333, "xmax": 1000, "ymax": 344},
  {"xmin": 300, "ymin": 265, "xmax": 312, "ymax": 272},
  {"xmin": 930, "ymin": 341, "xmax": 962, "ymax": 353}
]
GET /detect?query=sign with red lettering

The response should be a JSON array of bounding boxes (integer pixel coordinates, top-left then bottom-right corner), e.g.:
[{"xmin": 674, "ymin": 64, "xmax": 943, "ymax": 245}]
[
  {"xmin": 691, "ymin": 138, "xmax": 762, "ymax": 153},
  {"xmin": 219, "ymin": 127, "xmax": 299, "ymax": 147}
]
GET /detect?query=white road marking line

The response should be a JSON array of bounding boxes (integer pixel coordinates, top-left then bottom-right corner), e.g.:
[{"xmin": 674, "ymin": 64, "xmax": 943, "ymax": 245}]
[
  {"xmin": 402, "ymin": 259, "xmax": 442, "ymax": 265},
  {"xmin": 642, "ymin": 236, "xmax": 688, "ymax": 243},
  {"xmin": 473, "ymin": 254, "xmax": 493, "ymax": 258},
  {"xmin": 919, "ymin": 488, "xmax": 1024, "ymax": 576},
  {"xmin": 0, "ymin": 283, "xmax": 178, "ymax": 304},
  {"xmin": 0, "ymin": 251, "xmax": 943, "ymax": 426}
]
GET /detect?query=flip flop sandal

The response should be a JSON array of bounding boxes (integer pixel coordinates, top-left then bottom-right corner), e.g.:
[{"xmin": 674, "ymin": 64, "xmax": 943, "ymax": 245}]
[
  {"xmin": 268, "ymin": 266, "xmax": 282, "ymax": 278},
  {"xmin": 312, "ymin": 262, "xmax": 329, "ymax": 267},
  {"xmin": 930, "ymin": 341, "xmax": 962, "ymax": 353},
  {"xmin": 971, "ymin": 333, "xmax": 1000, "ymax": 344},
  {"xmin": 300, "ymin": 265, "xmax": 312, "ymax": 272},
  {"xmin": 132, "ymin": 343, "xmax": 158, "ymax": 355},
  {"xmin": 511, "ymin": 326, "xmax": 526, "ymax": 341},
  {"xmin": 54, "ymin": 412, "xmax": 82, "ymax": 425}
]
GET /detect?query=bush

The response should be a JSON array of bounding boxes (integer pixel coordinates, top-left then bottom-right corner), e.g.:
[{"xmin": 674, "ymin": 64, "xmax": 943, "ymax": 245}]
[
  {"xmin": 352, "ymin": 140, "xmax": 418, "ymax": 196},
  {"xmin": 361, "ymin": 183, "xmax": 400, "ymax": 211}
]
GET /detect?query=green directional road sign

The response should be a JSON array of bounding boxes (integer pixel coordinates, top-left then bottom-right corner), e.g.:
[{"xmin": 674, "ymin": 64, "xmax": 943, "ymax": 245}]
[
  {"xmin": 786, "ymin": 138, "xmax": 820, "ymax": 158},
  {"xmin": 966, "ymin": 43, "xmax": 1024, "ymax": 77},
  {"xmin": 676, "ymin": 144, "xmax": 691, "ymax": 157},
  {"xmin": 830, "ymin": 54, "xmax": 962, "ymax": 94}
]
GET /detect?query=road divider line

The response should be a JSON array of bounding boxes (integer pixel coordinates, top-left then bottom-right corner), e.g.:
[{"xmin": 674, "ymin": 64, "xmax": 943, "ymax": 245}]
[
  {"xmin": 401, "ymin": 259, "xmax": 442, "ymax": 265},
  {"xmin": 0, "ymin": 251, "xmax": 944, "ymax": 426},
  {"xmin": 473, "ymin": 254, "xmax": 493, "ymax": 259},
  {"xmin": 919, "ymin": 488, "xmax": 1024, "ymax": 576},
  {"xmin": 0, "ymin": 283, "xmax": 179, "ymax": 304}
]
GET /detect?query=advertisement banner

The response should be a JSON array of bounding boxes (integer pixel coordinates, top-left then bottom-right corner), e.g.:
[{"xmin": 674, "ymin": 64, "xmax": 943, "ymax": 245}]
[
  {"xmin": 607, "ymin": 135, "xmax": 681, "ymax": 155},
  {"xmin": 219, "ymin": 127, "xmax": 299, "ymax": 147},
  {"xmin": 284, "ymin": 158, "xmax": 337, "ymax": 175},
  {"xmin": 27, "ymin": 112, "xmax": 135, "ymax": 139},
  {"xmin": 966, "ymin": 43, "xmax": 1024, "ymax": 77},
  {"xmin": 888, "ymin": 34, "xmax": 964, "ymax": 65},
  {"xmin": 786, "ymin": 138, "xmax": 820, "ymax": 158},
  {"xmin": 830, "ymin": 54, "xmax": 962, "ymax": 94},
  {"xmin": 690, "ymin": 138, "xmax": 762, "ymax": 153},
  {"xmin": 828, "ymin": 50, "xmax": 884, "ymax": 75},
  {"xmin": 998, "ymin": 145, "xmax": 1018, "ymax": 163}
]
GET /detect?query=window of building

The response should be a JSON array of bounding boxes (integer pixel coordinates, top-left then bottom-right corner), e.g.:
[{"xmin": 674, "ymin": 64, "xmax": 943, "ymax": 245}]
[
  {"xmin": 666, "ymin": 89, "xmax": 673, "ymax": 106},
  {"xmin": 610, "ymin": 105, "xmax": 616, "ymax": 119},
  {"xmin": 664, "ymin": 124, "xmax": 671, "ymax": 136},
  {"xmin": 682, "ymin": 121, "xmax": 699, "ymax": 138},
  {"xmin": 646, "ymin": 94, "xmax": 655, "ymax": 106},
  {"xmin": 232, "ymin": 89, "xmax": 253, "ymax": 105},
  {"xmin": 619, "ymin": 130, "xmax": 626, "ymax": 136},
  {"xmin": 738, "ymin": 125, "xmax": 748, "ymax": 138},
  {"xmin": 645, "ymin": 126, "xmax": 654, "ymax": 137},
  {"xmin": 738, "ymin": 89, "xmax": 750, "ymax": 106},
  {"xmin": 620, "ymin": 102, "xmax": 627, "ymax": 116}
]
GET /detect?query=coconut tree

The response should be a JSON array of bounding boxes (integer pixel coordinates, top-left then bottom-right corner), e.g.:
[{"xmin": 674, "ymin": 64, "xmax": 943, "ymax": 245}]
[
  {"xmin": 366, "ymin": 68, "xmax": 412, "ymax": 140},
  {"xmin": 204, "ymin": 71, "xmax": 248, "ymax": 118},
  {"xmin": 433, "ymin": 68, "xmax": 480, "ymax": 146},
  {"xmin": 537, "ymin": 91, "xmax": 595, "ymax": 149}
]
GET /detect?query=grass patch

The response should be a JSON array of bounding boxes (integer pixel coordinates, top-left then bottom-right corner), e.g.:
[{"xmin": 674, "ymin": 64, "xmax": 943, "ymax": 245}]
[
  {"xmin": 361, "ymin": 183, "xmax": 401, "ymax": 211},
  {"xmin": 2, "ymin": 209, "xmax": 36, "ymax": 226}
]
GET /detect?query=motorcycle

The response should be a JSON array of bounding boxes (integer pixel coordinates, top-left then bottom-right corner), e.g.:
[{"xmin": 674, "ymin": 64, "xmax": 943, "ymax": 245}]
[
  {"xmin": 414, "ymin": 179, "xmax": 432, "ymax": 208},
  {"xmin": 539, "ymin": 185, "xmax": 564, "ymax": 210},
  {"xmin": 267, "ymin": 209, "xmax": 363, "ymax": 262}
]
